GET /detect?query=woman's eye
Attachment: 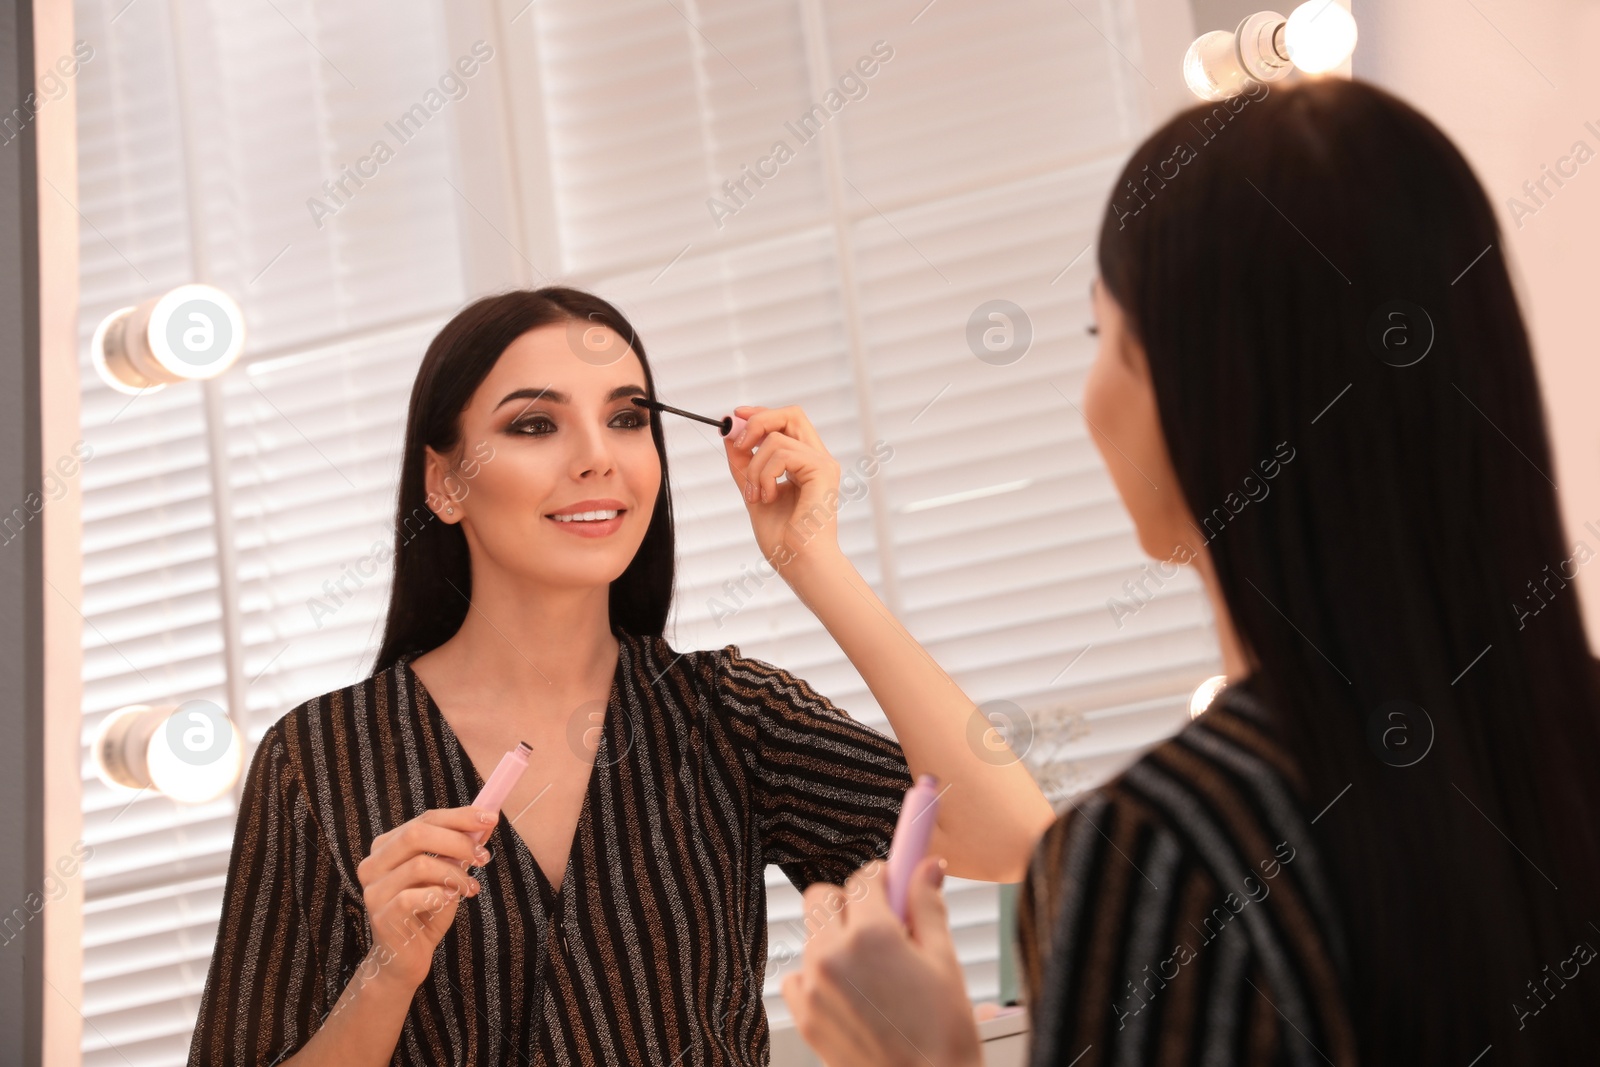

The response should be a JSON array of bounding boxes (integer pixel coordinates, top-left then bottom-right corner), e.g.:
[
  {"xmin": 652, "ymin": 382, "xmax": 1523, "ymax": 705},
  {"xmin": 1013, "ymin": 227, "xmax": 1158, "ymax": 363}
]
[
  {"xmin": 510, "ymin": 415, "xmax": 556, "ymax": 436},
  {"xmin": 510, "ymin": 410, "xmax": 646, "ymax": 434}
]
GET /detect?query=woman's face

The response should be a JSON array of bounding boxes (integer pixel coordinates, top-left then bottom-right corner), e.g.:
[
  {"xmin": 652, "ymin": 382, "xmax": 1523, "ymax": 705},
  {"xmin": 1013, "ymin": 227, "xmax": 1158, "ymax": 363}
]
[
  {"xmin": 1081, "ymin": 277, "xmax": 1198, "ymax": 563},
  {"xmin": 425, "ymin": 321, "xmax": 663, "ymax": 594}
]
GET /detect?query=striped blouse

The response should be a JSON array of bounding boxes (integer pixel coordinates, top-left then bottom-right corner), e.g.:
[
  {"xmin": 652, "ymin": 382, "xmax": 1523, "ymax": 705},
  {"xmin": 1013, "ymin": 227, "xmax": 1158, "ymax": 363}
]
[
  {"xmin": 1015, "ymin": 683, "xmax": 1359, "ymax": 1067},
  {"xmin": 185, "ymin": 630, "xmax": 913, "ymax": 1066}
]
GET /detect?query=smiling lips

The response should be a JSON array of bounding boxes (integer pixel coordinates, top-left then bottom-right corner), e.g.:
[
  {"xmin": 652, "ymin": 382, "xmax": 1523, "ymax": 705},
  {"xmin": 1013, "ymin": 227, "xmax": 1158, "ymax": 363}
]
[
  {"xmin": 550, "ymin": 509, "xmax": 620, "ymax": 522},
  {"xmin": 545, "ymin": 499, "xmax": 627, "ymax": 538}
]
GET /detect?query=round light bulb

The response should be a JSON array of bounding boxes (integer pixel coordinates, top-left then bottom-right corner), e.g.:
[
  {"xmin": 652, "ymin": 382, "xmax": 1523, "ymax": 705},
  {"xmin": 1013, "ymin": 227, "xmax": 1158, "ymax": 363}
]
[
  {"xmin": 91, "ymin": 283, "xmax": 247, "ymax": 395},
  {"xmin": 1284, "ymin": 1, "xmax": 1357, "ymax": 74},
  {"xmin": 1183, "ymin": 30, "xmax": 1252, "ymax": 102},
  {"xmin": 92, "ymin": 700, "xmax": 244, "ymax": 804},
  {"xmin": 147, "ymin": 707, "xmax": 244, "ymax": 804},
  {"xmin": 1190, "ymin": 675, "xmax": 1228, "ymax": 719}
]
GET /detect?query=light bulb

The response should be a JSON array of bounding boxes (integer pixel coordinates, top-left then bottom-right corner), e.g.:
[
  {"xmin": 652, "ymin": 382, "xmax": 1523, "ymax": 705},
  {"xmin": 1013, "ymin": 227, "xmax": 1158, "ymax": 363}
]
[
  {"xmin": 1183, "ymin": 30, "xmax": 1251, "ymax": 102},
  {"xmin": 1190, "ymin": 675, "xmax": 1228, "ymax": 719},
  {"xmin": 1284, "ymin": 0, "xmax": 1357, "ymax": 74},
  {"xmin": 92, "ymin": 700, "xmax": 244, "ymax": 804},
  {"xmin": 1183, "ymin": 5, "xmax": 1357, "ymax": 101},
  {"xmin": 91, "ymin": 283, "xmax": 247, "ymax": 395},
  {"xmin": 1235, "ymin": 11, "xmax": 1292, "ymax": 82}
]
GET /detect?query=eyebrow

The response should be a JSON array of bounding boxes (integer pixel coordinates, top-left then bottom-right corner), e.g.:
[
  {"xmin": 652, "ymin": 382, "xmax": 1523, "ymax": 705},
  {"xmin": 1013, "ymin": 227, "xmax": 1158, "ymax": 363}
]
[{"xmin": 494, "ymin": 384, "xmax": 647, "ymax": 412}]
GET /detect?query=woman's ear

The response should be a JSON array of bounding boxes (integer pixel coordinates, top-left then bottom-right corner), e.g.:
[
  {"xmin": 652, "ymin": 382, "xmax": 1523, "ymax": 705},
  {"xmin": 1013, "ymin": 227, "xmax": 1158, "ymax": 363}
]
[{"xmin": 422, "ymin": 445, "xmax": 462, "ymax": 522}]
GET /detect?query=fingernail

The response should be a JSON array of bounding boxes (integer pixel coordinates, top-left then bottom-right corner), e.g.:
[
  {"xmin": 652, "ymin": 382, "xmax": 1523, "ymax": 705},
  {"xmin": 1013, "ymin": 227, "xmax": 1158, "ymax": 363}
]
[
  {"xmin": 469, "ymin": 877, "xmax": 481, "ymax": 893},
  {"xmin": 478, "ymin": 809, "xmax": 494, "ymax": 825},
  {"xmin": 927, "ymin": 857, "xmax": 947, "ymax": 887},
  {"xmin": 474, "ymin": 847, "xmax": 491, "ymax": 865}
]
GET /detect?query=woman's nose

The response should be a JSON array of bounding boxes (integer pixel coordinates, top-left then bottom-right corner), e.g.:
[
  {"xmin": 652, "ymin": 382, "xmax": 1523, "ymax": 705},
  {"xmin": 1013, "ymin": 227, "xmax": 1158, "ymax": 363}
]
[{"xmin": 570, "ymin": 422, "xmax": 616, "ymax": 479}]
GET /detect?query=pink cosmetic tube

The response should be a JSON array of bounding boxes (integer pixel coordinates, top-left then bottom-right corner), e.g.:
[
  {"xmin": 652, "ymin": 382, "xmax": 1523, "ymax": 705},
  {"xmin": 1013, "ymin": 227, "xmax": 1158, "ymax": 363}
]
[
  {"xmin": 469, "ymin": 741, "xmax": 532, "ymax": 847},
  {"xmin": 886, "ymin": 774, "xmax": 942, "ymax": 922}
]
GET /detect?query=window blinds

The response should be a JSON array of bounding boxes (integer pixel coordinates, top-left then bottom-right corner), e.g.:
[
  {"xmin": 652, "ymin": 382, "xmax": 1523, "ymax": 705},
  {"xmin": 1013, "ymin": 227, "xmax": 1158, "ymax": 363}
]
[
  {"xmin": 74, "ymin": 0, "xmax": 468, "ymax": 1062},
  {"xmin": 516, "ymin": 0, "xmax": 1220, "ymax": 1028},
  {"xmin": 71, "ymin": 0, "xmax": 1216, "ymax": 1062}
]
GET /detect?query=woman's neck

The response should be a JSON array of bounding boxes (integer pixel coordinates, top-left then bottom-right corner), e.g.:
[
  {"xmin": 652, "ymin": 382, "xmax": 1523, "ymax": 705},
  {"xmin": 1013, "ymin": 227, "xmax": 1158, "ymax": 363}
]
[{"xmin": 423, "ymin": 565, "xmax": 620, "ymax": 704}]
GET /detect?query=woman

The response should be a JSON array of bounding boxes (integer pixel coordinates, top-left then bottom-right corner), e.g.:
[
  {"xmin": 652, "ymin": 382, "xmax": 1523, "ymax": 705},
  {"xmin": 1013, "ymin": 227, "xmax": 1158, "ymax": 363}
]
[
  {"xmin": 781, "ymin": 79, "xmax": 1600, "ymax": 1066},
  {"xmin": 185, "ymin": 288, "xmax": 1055, "ymax": 1066}
]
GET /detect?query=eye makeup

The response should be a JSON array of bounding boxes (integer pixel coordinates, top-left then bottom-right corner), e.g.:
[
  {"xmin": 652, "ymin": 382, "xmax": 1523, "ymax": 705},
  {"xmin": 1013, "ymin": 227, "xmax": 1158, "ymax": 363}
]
[
  {"xmin": 506, "ymin": 403, "xmax": 648, "ymax": 435},
  {"xmin": 630, "ymin": 397, "xmax": 747, "ymax": 441}
]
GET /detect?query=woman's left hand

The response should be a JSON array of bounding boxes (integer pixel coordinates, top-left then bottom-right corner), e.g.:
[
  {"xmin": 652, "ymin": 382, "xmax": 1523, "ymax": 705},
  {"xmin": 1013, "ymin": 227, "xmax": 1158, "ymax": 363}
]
[
  {"xmin": 782, "ymin": 857, "xmax": 984, "ymax": 1067},
  {"xmin": 725, "ymin": 405, "xmax": 845, "ymax": 573}
]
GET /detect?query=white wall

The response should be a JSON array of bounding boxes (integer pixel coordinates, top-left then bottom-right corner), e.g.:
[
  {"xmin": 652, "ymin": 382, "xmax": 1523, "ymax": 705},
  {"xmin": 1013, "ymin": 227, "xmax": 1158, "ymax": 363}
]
[{"xmin": 1358, "ymin": 0, "xmax": 1600, "ymax": 648}]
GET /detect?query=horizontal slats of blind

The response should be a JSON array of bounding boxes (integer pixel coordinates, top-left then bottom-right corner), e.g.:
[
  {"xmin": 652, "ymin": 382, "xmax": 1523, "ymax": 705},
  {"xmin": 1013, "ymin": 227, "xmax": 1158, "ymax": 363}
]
[
  {"xmin": 73, "ymin": 0, "xmax": 470, "ymax": 1061},
  {"xmin": 226, "ymin": 318, "xmax": 448, "ymax": 709},
  {"xmin": 71, "ymin": 1, "xmax": 235, "ymax": 1062},
  {"xmin": 822, "ymin": 0, "xmax": 1140, "ymax": 202},
  {"xmin": 167, "ymin": 0, "xmax": 467, "ymax": 355},
  {"xmin": 536, "ymin": 0, "xmax": 830, "ymax": 274},
  {"xmin": 852, "ymin": 159, "xmax": 1220, "ymax": 731}
]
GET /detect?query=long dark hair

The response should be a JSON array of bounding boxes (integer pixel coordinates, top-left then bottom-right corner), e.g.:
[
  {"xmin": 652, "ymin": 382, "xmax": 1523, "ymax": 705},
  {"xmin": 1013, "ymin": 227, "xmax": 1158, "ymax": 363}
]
[
  {"xmin": 373, "ymin": 287, "xmax": 675, "ymax": 674},
  {"xmin": 1099, "ymin": 78, "xmax": 1600, "ymax": 1060}
]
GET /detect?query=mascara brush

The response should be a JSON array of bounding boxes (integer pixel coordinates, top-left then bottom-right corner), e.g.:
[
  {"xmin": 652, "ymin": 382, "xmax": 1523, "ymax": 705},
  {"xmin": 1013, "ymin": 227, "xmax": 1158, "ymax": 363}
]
[{"xmin": 632, "ymin": 396, "xmax": 747, "ymax": 440}]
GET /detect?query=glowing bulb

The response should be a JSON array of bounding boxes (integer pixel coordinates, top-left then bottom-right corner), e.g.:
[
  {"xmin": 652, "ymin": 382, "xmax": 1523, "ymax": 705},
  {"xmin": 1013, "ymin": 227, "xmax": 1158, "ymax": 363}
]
[
  {"xmin": 1284, "ymin": 1, "xmax": 1357, "ymax": 74},
  {"xmin": 91, "ymin": 283, "xmax": 247, "ymax": 396},
  {"xmin": 1183, "ymin": 6, "xmax": 1357, "ymax": 100},
  {"xmin": 92, "ymin": 701, "xmax": 244, "ymax": 804},
  {"xmin": 1183, "ymin": 30, "xmax": 1251, "ymax": 102},
  {"xmin": 1190, "ymin": 675, "xmax": 1228, "ymax": 719}
]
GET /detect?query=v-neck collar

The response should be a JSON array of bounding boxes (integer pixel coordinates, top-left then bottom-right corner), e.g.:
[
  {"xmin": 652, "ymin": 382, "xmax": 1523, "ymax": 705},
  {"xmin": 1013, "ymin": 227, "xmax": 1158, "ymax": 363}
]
[{"xmin": 396, "ymin": 634, "xmax": 633, "ymax": 914}]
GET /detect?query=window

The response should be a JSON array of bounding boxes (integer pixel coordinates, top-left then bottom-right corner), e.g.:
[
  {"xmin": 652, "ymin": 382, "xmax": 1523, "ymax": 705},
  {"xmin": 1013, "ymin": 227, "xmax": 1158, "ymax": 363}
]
[{"xmin": 73, "ymin": 0, "xmax": 1216, "ymax": 1062}]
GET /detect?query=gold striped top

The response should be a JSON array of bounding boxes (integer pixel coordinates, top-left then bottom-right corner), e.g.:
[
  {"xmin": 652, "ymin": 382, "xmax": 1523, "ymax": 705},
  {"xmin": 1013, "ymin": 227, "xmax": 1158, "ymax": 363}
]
[{"xmin": 185, "ymin": 631, "xmax": 913, "ymax": 1066}]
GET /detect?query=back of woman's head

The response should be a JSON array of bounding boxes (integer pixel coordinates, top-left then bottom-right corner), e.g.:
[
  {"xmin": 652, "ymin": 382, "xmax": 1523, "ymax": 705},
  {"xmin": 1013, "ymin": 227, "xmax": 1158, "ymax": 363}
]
[{"xmin": 1099, "ymin": 78, "xmax": 1600, "ymax": 1060}]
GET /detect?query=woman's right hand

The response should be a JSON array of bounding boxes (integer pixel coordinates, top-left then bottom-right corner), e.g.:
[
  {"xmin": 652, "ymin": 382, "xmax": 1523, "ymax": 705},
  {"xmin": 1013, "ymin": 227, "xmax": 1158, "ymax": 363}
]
[{"xmin": 355, "ymin": 806, "xmax": 494, "ymax": 990}]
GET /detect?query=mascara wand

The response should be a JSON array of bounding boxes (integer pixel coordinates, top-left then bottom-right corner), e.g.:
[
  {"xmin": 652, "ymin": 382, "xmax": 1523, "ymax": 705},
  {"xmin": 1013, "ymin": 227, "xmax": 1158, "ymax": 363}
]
[{"xmin": 632, "ymin": 396, "xmax": 747, "ymax": 440}]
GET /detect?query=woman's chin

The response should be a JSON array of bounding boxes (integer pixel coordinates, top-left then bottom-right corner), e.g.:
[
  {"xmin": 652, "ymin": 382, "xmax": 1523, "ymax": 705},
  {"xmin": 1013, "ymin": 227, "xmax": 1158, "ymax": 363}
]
[{"xmin": 528, "ymin": 535, "xmax": 649, "ymax": 586}]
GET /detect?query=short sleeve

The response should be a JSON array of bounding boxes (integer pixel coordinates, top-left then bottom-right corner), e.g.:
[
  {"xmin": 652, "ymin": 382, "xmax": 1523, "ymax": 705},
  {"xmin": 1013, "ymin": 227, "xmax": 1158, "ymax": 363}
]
[
  {"xmin": 187, "ymin": 723, "xmax": 327, "ymax": 1066},
  {"xmin": 716, "ymin": 646, "xmax": 914, "ymax": 891}
]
